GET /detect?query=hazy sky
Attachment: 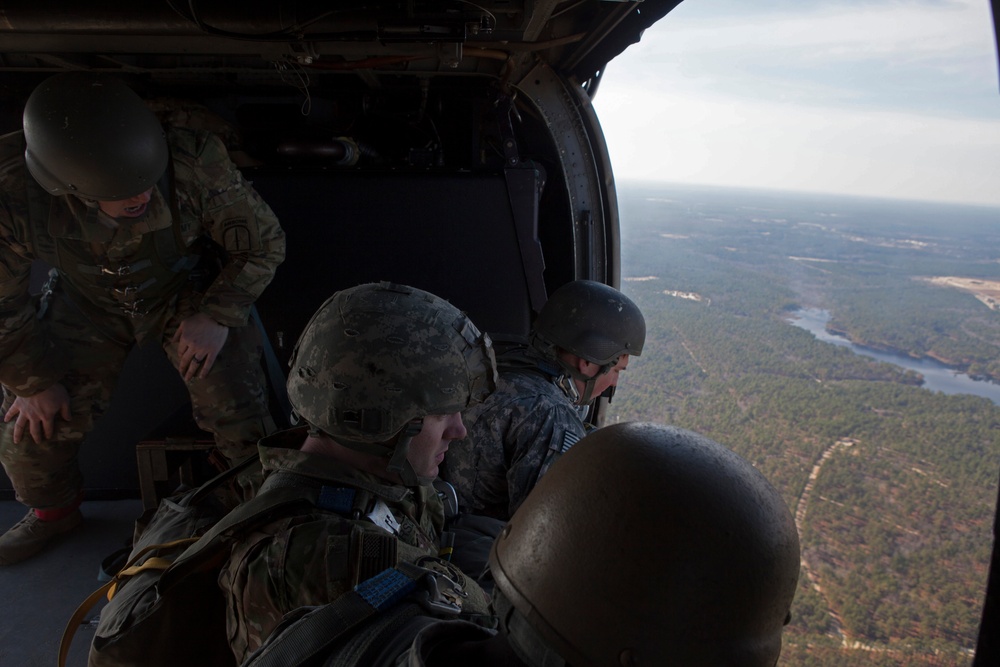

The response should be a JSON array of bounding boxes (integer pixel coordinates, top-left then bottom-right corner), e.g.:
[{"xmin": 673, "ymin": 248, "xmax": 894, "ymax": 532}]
[{"xmin": 592, "ymin": 0, "xmax": 1000, "ymax": 207}]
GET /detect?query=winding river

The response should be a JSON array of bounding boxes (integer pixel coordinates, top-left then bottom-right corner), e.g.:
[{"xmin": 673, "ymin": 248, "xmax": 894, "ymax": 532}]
[{"xmin": 787, "ymin": 308, "xmax": 1000, "ymax": 406}]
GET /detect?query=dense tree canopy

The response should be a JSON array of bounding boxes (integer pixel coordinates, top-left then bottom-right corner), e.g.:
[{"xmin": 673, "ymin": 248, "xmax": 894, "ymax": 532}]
[{"xmin": 611, "ymin": 184, "xmax": 1000, "ymax": 667}]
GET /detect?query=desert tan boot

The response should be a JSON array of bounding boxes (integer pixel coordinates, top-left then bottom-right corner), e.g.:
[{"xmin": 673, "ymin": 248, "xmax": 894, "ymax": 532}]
[{"xmin": 0, "ymin": 508, "xmax": 83, "ymax": 565}]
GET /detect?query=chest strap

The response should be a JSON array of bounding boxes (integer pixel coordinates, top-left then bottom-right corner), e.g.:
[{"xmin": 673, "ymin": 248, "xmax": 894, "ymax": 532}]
[{"xmin": 240, "ymin": 561, "xmax": 464, "ymax": 667}]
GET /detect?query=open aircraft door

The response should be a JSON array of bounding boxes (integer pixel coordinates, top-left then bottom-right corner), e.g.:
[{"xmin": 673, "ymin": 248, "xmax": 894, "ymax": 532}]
[{"xmin": 0, "ymin": 0, "xmax": 683, "ymax": 494}]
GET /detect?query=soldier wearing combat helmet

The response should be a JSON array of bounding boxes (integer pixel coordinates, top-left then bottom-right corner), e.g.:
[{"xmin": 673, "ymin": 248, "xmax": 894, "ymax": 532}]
[
  {"xmin": 218, "ymin": 282, "xmax": 498, "ymax": 664},
  {"xmin": 442, "ymin": 279, "xmax": 645, "ymax": 522},
  {"xmin": 0, "ymin": 72, "xmax": 285, "ymax": 565},
  {"xmin": 251, "ymin": 422, "xmax": 800, "ymax": 666},
  {"xmin": 483, "ymin": 423, "xmax": 801, "ymax": 667}
]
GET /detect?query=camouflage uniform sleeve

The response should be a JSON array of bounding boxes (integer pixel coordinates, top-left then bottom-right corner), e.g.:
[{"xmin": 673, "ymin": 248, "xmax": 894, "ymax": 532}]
[
  {"xmin": 503, "ymin": 393, "xmax": 587, "ymax": 517},
  {"xmin": 220, "ymin": 506, "xmax": 442, "ymax": 664},
  {"xmin": 446, "ymin": 374, "xmax": 588, "ymax": 519},
  {"xmin": 220, "ymin": 515, "xmax": 355, "ymax": 664},
  {"xmin": 0, "ymin": 164, "xmax": 67, "ymax": 396},
  {"xmin": 184, "ymin": 129, "xmax": 286, "ymax": 327},
  {"xmin": 444, "ymin": 391, "xmax": 515, "ymax": 514}
]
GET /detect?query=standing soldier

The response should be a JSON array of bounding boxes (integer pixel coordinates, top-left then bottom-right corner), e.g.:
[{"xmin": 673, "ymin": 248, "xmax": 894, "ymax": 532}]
[
  {"xmin": 442, "ymin": 279, "xmax": 645, "ymax": 521},
  {"xmin": 0, "ymin": 72, "xmax": 286, "ymax": 565}
]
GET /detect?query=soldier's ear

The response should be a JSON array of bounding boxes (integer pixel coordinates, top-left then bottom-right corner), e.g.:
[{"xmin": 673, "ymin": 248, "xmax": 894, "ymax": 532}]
[{"xmin": 576, "ymin": 356, "xmax": 597, "ymax": 376}]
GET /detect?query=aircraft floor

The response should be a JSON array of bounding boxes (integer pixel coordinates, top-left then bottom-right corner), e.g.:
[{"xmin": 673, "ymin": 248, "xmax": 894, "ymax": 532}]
[{"xmin": 0, "ymin": 499, "xmax": 142, "ymax": 667}]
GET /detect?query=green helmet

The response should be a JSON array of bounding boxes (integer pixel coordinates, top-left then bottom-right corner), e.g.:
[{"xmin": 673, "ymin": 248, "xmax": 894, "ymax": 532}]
[
  {"xmin": 532, "ymin": 280, "xmax": 645, "ymax": 366},
  {"xmin": 287, "ymin": 282, "xmax": 497, "ymax": 481},
  {"xmin": 489, "ymin": 422, "xmax": 800, "ymax": 667},
  {"xmin": 23, "ymin": 72, "xmax": 168, "ymax": 200},
  {"xmin": 531, "ymin": 280, "xmax": 645, "ymax": 404}
]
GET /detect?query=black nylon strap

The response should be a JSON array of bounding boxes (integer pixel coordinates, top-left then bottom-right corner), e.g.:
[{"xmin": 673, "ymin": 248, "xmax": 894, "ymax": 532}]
[
  {"xmin": 242, "ymin": 564, "xmax": 426, "ymax": 667},
  {"xmin": 251, "ymin": 303, "xmax": 292, "ymax": 428},
  {"xmin": 157, "ymin": 483, "xmax": 320, "ymax": 591}
]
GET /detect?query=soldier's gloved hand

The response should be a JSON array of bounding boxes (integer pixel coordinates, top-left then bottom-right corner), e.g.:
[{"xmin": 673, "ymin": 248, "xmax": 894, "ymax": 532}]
[
  {"xmin": 174, "ymin": 312, "xmax": 229, "ymax": 381},
  {"xmin": 4, "ymin": 383, "xmax": 71, "ymax": 444}
]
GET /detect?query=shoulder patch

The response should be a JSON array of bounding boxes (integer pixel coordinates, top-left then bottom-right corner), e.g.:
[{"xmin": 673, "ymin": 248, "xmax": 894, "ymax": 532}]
[
  {"xmin": 561, "ymin": 430, "xmax": 581, "ymax": 453},
  {"xmin": 222, "ymin": 218, "xmax": 253, "ymax": 251}
]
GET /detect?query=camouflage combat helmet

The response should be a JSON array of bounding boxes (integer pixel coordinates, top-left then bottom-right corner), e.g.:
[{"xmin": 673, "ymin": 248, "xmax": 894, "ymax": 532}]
[
  {"xmin": 489, "ymin": 422, "xmax": 800, "ymax": 667},
  {"xmin": 23, "ymin": 72, "xmax": 168, "ymax": 200},
  {"xmin": 287, "ymin": 281, "xmax": 497, "ymax": 484},
  {"xmin": 532, "ymin": 280, "xmax": 645, "ymax": 404}
]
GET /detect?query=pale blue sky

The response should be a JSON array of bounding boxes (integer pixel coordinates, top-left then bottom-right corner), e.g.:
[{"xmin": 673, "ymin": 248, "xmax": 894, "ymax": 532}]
[{"xmin": 593, "ymin": 0, "xmax": 1000, "ymax": 206}]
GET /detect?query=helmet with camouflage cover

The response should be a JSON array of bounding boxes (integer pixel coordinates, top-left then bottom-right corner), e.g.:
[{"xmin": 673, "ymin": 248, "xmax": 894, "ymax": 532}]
[
  {"xmin": 489, "ymin": 422, "xmax": 800, "ymax": 667},
  {"xmin": 23, "ymin": 72, "xmax": 168, "ymax": 201},
  {"xmin": 287, "ymin": 282, "xmax": 497, "ymax": 484},
  {"xmin": 531, "ymin": 280, "xmax": 645, "ymax": 404}
]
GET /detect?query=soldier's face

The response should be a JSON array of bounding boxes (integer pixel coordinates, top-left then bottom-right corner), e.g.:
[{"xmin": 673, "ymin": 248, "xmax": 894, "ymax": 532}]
[
  {"xmin": 406, "ymin": 412, "xmax": 467, "ymax": 479},
  {"xmin": 579, "ymin": 354, "xmax": 629, "ymax": 398},
  {"xmin": 97, "ymin": 187, "xmax": 153, "ymax": 218}
]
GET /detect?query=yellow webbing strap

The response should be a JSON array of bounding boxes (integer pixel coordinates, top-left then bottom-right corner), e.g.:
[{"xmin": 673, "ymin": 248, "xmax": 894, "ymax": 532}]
[
  {"xmin": 59, "ymin": 579, "xmax": 115, "ymax": 667},
  {"xmin": 105, "ymin": 537, "xmax": 199, "ymax": 599},
  {"xmin": 57, "ymin": 537, "xmax": 201, "ymax": 667}
]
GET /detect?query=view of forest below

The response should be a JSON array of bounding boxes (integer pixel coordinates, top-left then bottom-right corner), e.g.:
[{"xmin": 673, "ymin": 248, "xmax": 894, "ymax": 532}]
[{"xmin": 608, "ymin": 182, "xmax": 1000, "ymax": 667}]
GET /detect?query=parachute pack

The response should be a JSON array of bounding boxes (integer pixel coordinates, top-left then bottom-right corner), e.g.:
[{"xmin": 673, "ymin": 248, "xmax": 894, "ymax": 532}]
[
  {"xmin": 59, "ymin": 458, "xmax": 322, "ymax": 667},
  {"xmin": 59, "ymin": 458, "xmax": 496, "ymax": 667}
]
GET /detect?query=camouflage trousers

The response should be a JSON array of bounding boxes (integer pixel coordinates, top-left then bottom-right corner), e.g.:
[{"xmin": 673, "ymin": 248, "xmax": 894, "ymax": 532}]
[{"xmin": 0, "ymin": 291, "xmax": 273, "ymax": 510}]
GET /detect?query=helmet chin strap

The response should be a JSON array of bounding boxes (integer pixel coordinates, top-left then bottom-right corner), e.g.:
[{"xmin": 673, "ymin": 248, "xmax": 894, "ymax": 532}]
[
  {"xmin": 494, "ymin": 588, "xmax": 567, "ymax": 667},
  {"xmin": 386, "ymin": 420, "xmax": 424, "ymax": 486},
  {"xmin": 576, "ymin": 372, "xmax": 602, "ymax": 406},
  {"xmin": 558, "ymin": 359, "xmax": 615, "ymax": 406}
]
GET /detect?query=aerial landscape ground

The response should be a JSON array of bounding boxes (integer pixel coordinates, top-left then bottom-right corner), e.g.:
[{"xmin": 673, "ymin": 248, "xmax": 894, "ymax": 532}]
[
  {"xmin": 609, "ymin": 181, "xmax": 1000, "ymax": 666},
  {"xmin": 924, "ymin": 277, "xmax": 1000, "ymax": 313}
]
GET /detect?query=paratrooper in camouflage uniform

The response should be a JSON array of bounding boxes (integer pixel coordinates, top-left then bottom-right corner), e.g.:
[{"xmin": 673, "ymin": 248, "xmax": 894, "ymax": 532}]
[
  {"xmin": 0, "ymin": 73, "xmax": 285, "ymax": 565},
  {"xmin": 442, "ymin": 279, "xmax": 645, "ymax": 521},
  {"xmin": 221, "ymin": 429, "xmax": 450, "ymax": 663},
  {"xmin": 245, "ymin": 423, "xmax": 801, "ymax": 667},
  {"xmin": 218, "ymin": 282, "xmax": 497, "ymax": 665}
]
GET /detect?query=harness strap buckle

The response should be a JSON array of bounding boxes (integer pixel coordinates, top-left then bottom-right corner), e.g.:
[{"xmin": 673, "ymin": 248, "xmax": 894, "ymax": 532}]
[
  {"xmin": 101, "ymin": 264, "xmax": 132, "ymax": 277},
  {"xmin": 36, "ymin": 268, "xmax": 59, "ymax": 320},
  {"xmin": 413, "ymin": 571, "xmax": 465, "ymax": 616},
  {"xmin": 122, "ymin": 300, "xmax": 149, "ymax": 318}
]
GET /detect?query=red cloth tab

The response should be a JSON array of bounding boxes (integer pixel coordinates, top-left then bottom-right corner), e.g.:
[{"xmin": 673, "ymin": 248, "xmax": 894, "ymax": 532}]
[{"xmin": 33, "ymin": 494, "xmax": 83, "ymax": 521}]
